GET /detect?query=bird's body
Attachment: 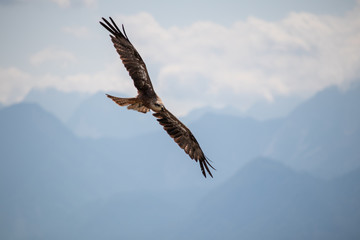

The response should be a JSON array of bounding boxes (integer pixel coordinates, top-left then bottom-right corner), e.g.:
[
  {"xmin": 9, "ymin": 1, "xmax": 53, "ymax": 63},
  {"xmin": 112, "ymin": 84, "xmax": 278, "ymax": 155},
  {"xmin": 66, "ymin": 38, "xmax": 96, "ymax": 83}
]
[{"xmin": 100, "ymin": 17, "xmax": 214, "ymax": 177}]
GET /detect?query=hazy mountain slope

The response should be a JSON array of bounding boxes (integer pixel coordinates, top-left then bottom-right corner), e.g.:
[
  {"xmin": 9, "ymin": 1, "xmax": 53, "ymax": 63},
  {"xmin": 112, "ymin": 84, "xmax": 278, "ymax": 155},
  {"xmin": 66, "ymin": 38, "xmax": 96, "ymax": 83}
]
[
  {"xmin": 66, "ymin": 84, "xmax": 360, "ymax": 179},
  {"xmin": 178, "ymin": 158, "xmax": 360, "ymax": 240},
  {"xmin": 23, "ymin": 88, "xmax": 90, "ymax": 123},
  {"xmin": 189, "ymin": 113, "xmax": 283, "ymax": 178},
  {"xmin": 246, "ymin": 94, "xmax": 303, "ymax": 120},
  {"xmin": 65, "ymin": 94, "xmax": 285, "ymax": 182},
  {"xmin": 264, "ymin": 86, "xmax": 360, "ymax": 178},
  {"xmin": 1, "ymin": 93, "xmax": 360, "ymax": 239},
  {"xmin": 67, "ymin": 92, "xmax": 158, "ymax": 139},
  {"xmin": 0, "ymin": 103, "xmax": 214, "ymax": 239}
]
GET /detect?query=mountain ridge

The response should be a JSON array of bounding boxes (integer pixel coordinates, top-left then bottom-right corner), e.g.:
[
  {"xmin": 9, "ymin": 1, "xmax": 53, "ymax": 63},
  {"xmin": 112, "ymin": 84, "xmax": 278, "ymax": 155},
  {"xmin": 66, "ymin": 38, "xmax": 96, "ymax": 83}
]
[
  {"xmin": 177, "ymin": 157, "xmax": 360, "ymax": 240},
  {"xmin": 1, "ymin": 84, "xmax": 360, "ymax": 239}
]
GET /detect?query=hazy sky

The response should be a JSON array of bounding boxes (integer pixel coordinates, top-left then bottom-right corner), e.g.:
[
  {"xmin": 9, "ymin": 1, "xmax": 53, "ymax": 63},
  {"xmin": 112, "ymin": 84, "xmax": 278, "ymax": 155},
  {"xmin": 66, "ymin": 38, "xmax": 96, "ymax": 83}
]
[{"xmin": 1, "ymin": 0, "xmax": 359, "ymax": 115}]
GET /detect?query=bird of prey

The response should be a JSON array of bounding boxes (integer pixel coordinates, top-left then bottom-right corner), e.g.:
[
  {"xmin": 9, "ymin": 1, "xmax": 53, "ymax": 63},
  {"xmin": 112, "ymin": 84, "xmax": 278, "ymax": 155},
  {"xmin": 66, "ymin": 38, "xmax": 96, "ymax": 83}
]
[{"xmin": 100, "ymin": 17, "xmax": 214, "ymax": 178}]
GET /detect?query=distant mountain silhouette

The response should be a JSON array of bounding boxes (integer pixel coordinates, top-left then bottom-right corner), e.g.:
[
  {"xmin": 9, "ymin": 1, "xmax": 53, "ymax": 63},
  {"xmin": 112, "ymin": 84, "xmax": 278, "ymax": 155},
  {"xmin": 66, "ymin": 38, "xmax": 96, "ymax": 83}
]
[
  {"xmin": 264, "ymin": 86, "xmax": 360, "ymax": 178},
  {"xmin": 188, "ymin": 112, "xmax": 283, "ymax": 178},
  {"xmin": 67, "ymin": 92, "xmax": 159, "ymax": 139},
  {"xmin": 0, "ymin": 103, "xmax": 215, "ymax": 239},
  {"xmin": 23, "ymin": 88, "xmax": 90, "ymax": 123},
  {"xmin": 1, "ymin": 84, "xmax": 360, "ymax": 239},
  {"xmin": 178, "ymin": 157, "xmax": 360, "ymax": 240},
  {"xmin": 246, "ymin": 94, "xmax": 303, "ymax": 120}
]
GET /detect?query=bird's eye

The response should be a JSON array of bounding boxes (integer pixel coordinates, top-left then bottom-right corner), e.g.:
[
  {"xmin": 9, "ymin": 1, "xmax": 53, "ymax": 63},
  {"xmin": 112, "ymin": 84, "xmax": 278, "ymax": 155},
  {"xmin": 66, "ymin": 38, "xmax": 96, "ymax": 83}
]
[{"xmin": 155, "ymin": 103, "xmax": 160, "ymax": 107}]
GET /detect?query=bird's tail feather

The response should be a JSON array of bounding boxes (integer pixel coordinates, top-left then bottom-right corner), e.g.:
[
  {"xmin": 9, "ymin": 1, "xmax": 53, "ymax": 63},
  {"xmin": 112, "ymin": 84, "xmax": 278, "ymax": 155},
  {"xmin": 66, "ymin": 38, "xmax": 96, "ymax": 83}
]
[
  {"xmin": 106, "ymin": 94, "xmax": 149, "ymax": 113},
  {"xmin": 106, "ymin": 94, "xmax": 137, "ymax": 106}
]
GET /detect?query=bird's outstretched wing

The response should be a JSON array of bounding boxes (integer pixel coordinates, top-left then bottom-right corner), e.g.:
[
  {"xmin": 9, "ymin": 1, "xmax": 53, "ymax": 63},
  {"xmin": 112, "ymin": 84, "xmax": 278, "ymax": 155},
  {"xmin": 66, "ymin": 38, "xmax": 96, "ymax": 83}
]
[
  {"xmin": 100, "ymin": 17, "xmax": 156, "ymax": 98},
  {"xmin": 153, "ymin": 108, "xmax": 215, "ymax": 178}
]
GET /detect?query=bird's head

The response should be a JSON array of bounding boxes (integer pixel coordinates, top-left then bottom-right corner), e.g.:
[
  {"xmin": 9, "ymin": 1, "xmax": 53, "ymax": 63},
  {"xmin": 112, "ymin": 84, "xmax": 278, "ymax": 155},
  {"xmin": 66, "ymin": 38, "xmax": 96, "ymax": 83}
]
[{"xmin": 152, "ymin": 97, "xmax": 165, "ymax": 112}]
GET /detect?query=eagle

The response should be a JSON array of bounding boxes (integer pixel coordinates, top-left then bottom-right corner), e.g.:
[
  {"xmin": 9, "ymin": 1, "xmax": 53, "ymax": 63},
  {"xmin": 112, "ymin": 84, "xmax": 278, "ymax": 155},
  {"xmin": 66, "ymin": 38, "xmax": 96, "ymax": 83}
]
[{"xmin": 100, "ymin": 17, "xmax": 214, "ymax": 178}]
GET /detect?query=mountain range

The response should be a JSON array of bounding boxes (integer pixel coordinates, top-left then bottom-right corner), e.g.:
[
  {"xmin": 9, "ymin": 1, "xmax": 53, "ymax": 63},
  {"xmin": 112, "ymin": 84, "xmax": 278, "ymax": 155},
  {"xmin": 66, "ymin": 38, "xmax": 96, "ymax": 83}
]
[
  {"xmin": 1, "ymin": 84, "xmax": 359, "ymax": 239},
  {"xmin": 263, "ymin": 85, "xmax": 360, "ymax": 178}
]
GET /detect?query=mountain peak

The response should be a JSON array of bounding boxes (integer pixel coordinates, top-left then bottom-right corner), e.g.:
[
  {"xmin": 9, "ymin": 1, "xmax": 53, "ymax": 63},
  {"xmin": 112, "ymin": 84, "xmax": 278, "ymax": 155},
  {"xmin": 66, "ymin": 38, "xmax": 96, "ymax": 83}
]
[{"xmin": 0, "ymin": 102, "xmax": 74, "ymax": 142}]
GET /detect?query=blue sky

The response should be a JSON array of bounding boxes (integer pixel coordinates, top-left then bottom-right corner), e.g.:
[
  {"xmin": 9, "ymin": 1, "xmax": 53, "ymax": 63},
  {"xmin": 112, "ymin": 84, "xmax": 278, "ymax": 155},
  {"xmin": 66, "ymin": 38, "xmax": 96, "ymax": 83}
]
[{"xmin": 1, "ymin": 0, "xmax": 359, "ymax": 115}]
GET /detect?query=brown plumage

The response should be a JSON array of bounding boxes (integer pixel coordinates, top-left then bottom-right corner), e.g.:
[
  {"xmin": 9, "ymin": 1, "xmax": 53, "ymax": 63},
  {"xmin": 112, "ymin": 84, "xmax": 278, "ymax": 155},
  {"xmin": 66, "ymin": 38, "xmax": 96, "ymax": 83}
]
[{"xmin": 100, "ymin": 17, "xmax": 215, "ymax": 178}]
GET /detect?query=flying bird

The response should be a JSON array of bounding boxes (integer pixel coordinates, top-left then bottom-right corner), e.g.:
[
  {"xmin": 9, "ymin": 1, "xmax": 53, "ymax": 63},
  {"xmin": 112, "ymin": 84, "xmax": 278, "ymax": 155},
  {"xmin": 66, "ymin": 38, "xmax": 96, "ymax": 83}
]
[{"xmin": 100, "ymin": 17, "xmax": 214, "ymax": 178}]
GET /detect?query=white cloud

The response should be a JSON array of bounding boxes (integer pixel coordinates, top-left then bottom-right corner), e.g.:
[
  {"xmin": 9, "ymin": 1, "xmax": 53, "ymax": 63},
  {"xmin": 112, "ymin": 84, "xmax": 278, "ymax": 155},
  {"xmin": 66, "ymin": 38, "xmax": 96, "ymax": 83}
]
[
  {"xmin": 50, "ymin": 0, "xmax": 70, "ymax": 8},
  {"xmin": 107, "ymin": 9, "xmax": 360, "ymax": 115},
  {"xmin": 0, "ymin": 62, "xmax": 135, "ymax": 105},
  {"xmin": 42, "ymin": 0, "xmax": 96, "ymax": 8},
  {"xmin": 0, "ymin": 67, "xmax": 32, "ymax": 104},
  {"xmin": 1, "ymin": 5, "xmax": 360, "ymax": 115},
  {"xmin": 30, "ymin": 47, "xmax": 77, "ymax": 67},
  {"xmin": 81, "ymin": 0, "xmax": 96, "ymax": 8}
]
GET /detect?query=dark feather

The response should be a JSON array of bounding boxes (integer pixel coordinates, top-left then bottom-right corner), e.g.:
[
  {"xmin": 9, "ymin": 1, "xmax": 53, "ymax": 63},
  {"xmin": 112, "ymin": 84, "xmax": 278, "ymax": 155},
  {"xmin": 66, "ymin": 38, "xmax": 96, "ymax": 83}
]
[
  {"xmin": 153, "ymin": 108, "xmax": 215, "ymax": 178},
  {"xmin": 100, "ymin": 17, "xmax": 156, "ymax": 99}
]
